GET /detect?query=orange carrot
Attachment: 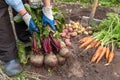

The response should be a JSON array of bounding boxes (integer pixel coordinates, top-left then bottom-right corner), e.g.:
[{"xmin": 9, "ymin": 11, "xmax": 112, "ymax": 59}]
[
  {"xmin": 108, "ymin": 51, "xmax": 114, "ymax": 63},
  {"xmin": 79, "ymin": 37, "xmax": 94, "ymax": 48},
  {"xmin": 78, "ymin": 36, "xmax": 92, "ymax": 43},
  {"xmin": 105, "ymin": 47, "xmax": 110, "ymax": 61},
  {"xmin": 90, "ymin": 46, "xmax": 103, "ymax": 63},
  {"xmin": 85, "ymin": 40, "xmax": 98, "ymax": 50},
  {"xmin": 95, "ymin": 40, "xmax": 101, "ymax": 47},
  {"xmin": 96, "ymin": 47, "xmax": 106, "ymax": 63}
]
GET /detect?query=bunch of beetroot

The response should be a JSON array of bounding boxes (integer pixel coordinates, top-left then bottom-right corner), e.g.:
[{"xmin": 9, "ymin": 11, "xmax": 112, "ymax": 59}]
[
  {"xmin": 30, "ymin": 26, "xmax": 71, "ymax": 68},
  {"xmin": 18, "ymin": 3, "xmax": 71, "ymax": 67}
]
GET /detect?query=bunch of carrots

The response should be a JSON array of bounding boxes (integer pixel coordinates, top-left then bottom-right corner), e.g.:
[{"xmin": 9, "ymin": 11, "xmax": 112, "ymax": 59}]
[
  {"xmin": 78, "ymin": 36, "xmax": 114, "ymax": 64},
  {"xmin": 78, "ymin": 13, "xmax": 120, "ymax": 64}
]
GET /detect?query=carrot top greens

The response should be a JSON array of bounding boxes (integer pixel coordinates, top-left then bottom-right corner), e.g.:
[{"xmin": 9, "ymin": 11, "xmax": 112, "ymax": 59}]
[{"xmin": 92, "ymin": 13, "xmax": 120, "ymax": 51}]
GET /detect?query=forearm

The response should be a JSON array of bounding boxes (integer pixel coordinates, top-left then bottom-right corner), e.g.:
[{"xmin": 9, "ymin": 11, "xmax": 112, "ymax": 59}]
[
  {"xmin": 43, "ymin": 0, "xmax": 51, "ymax": 7},
  {"xmin": 19, "ymin": 8, "xmax": 27, "ymax": 16},
  {"xmin": 5, "ymin": 0, "xmax": 27, "ymax": 16}
]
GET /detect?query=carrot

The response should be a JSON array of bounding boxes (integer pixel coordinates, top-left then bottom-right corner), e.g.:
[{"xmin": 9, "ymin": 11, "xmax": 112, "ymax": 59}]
[
  {"xmin": 95, "ymin": 40, "xmax": 101, "ymax": 47},
  {"xmin": 78, "ymin": 36, "xmax": 92, "ymax": 43},
  {"xmin": 79, "ymin": 37, "xmax": 94, "ymax": 48},
  {"xmin": 90, "ymin": 46, "xmax": 103, "ymax": 63},
  {"xmin": 96, "ymin": 47, "xmax": 106, "ymax": 63},
  {"xmin": 85, "ymin": 40, "xmax": 98, "ymax": 50},
  {"xmin": 105, "ymin": 47, "xmax": 110, "ymax": 61},
  {"xmin": 108, "ymin": 51, "xmax": 114, "ymax": 63}
]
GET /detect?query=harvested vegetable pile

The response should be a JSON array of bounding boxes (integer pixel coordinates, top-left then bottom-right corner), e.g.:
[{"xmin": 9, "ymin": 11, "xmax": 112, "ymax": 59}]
[
  {"xmin": 60, "ymin": 20, "xmax": 92, "ymax": 46},
  {"xmin": 78, "ymin": 13, "xmax": 120, "ymax": 64},
  {"xmin": 15, "ymin": 3, "xmax": 72, "ymax": 68}
]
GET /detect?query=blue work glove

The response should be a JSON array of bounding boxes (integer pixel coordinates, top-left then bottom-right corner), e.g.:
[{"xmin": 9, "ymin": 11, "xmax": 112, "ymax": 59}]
[
  {"xmin": 42, "ymin": 6, "xmax": 56, "ymax": 31},
  {"xmin": 5, "ymin": 0, "xmax": 38, "ymax": 34},
  {"xmin": 22, "ymin": 12, "xmax": 39, "ymax": 34}
]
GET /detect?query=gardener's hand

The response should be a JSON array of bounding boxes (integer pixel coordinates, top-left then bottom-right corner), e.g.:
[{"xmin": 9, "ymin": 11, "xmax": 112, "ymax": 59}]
[
  {"xmin": 42, "ymin": 6, "xmax": 56, "ymax": 31},
  {"xmin": 22, "ymin": 12, "xmax": 39, "ymax": 34},
  {"xmin": 5, "ymin": 0, "xmax": 38, "ymax": 34}
]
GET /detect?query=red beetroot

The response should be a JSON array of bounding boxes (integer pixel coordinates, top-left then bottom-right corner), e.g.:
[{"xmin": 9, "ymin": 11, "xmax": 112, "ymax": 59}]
[{"xmin": 49, "ymin": 32, "xmax": 61, "ymax": 52}]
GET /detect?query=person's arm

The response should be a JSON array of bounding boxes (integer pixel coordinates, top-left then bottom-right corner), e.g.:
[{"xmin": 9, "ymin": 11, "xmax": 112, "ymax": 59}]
[
  {"xmin": 42, "ymin": 0, "xmax": 51, "ymax": 7},
  {"xmin": 5, "ymin": 0, "xmax": 38, "ymax": 34}
]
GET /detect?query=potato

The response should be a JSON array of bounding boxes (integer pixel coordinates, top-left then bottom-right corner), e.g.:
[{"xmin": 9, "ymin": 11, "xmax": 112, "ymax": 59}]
[
  {"xmin": 77, "ymin": 30, "xmax": 82, "ymax": 34},
  {"xmin": 65, "ymin": 39, "xmax": 70, "ymax": 43},
  {"xmin": 70, "ymin": 32, "xmax": 77, "ymax": 37},
  {"xmin": 65, "ymin": 35, "xmax": 71, "ymax": 39},
  {"xmin": 68, "ymin": 27, "xmax": 73, "ymax": 32},
  {"xmin": 61, "ymin": 32, "xmax": 66, "ymax": 38},
  {"xmin": 63, "ymin": 28, "xmax": 68, "ymax": 33},
  {"xmin": 84, "ymin": 31, "xmax": 89, "ymax": 35},
  {"xmin": 65, "ymin": 41, "xmax": 72, "ymax": 46},
  {"xmin": 81, "ymin": 27, "xmax": 85, "ymax": 32}
]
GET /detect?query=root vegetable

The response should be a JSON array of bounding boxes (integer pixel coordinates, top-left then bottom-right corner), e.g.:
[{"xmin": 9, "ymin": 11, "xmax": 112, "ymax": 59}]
[
  {"xmin": 30, "ymin": 54, "xmax": 44, "ymax": 67},
  {"xmin": 59, "ymin": 39, "xmax": 66, "ymax": 47},
  {"xmin": 72, "ymin": 23, "xmax": 79, "ymax": 29},
  {"xmin": 88, "ymin": 31, "xmax": 93, "ymax": 34},
  {"xmin": 61, "ymin": 32, "xmax": 67, "ymax": 38},
  {"xmin": 91, "ymin": 46, "xmax": 103, "ymax": 63},
  {"xmin": 77, "ymin": 31, "xmax": 82, "ymax": 34},
  {"xmin": 81, "ymin": 27, "xmax": 85, "ymax": 32},
  {"xmin": 78, "ymin": 36, "xmax": 91, "ymax": 43},
  {"xmin": 96, "ymin": 47, "xmax": 106, "ymax": 63},
  {"xmin": 56, "ymin": 54, "xmax": 66, "ymax": 65},
  {"xmin": 85, "ymin": 40, "xmax": 98, "ymax": 50},
  {"xmin": 86, "ymin": 26, "xmax": 92, "ymax": 30},
  {"xmin": 95, "ymin": 40, "xmax": 101, "ymax": 47},
  {"xmin": 44, "ymin": 53, "xmax": 58, "ymax": 67},
  {"xmin": 68, "ymin": 27, "xmax": 73, "ymax": 32},
  {"xmin": 49, "ymin": 33, "xmax": 61, "ymax": 52},
  {"xmin": 63, "ymin": 28, "xmax": 68, "ymax": 33},
  {"xmin": 65, "ymin": 39, "xmax": 72, "ymax": 46},
  {"xmin": 84, "ymin": 31, "xmax": 89, "ymax": 35},
  {"xmin": 79, "ymin": 37, "xmax": 94, "ymax": 48},
  {"xmin": 70, "ymin": 32, "xmax": 77, "ymax": 37},
  {"xmin": 59, "ymin": 47, "xmax": 72, "ymax": 57},
  {"xmin": 65, "ymin": 35, "xmax": 70, "ymax": 39},
  {"xmin": 105, "ymin": 47, "xmax": 110, "ymax": 60},
  {"xmin": 65, "ymin": 39, "xmax": 70, "ymax": 42},
  {"xmin": 66, "ymin": 41, "xmax": 72, "ymax": 46},
  {"xmin": 108, "ymin": 51, "xmax": 114, "ymax": 63}
]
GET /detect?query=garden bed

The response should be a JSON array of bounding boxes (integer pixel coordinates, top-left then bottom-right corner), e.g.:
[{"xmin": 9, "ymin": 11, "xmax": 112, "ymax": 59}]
[{"xmin": 1, "ymin": 2, "xmax": 120, "ymax": 80}]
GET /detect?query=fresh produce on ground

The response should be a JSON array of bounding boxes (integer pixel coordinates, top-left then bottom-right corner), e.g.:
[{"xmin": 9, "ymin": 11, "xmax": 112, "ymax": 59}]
[
  {"xmin": 17, "ymin": 40, "xmax": 28, "ymax": 64},
  {"xmin": 58, "ymin": 39, "xmax": 66, "ymax": 48},
  {"xmin": 60, "ymin": 21, "xmax": 93, "ymax": 46},
  {"xmin": 59, "ymin": 47, "xmax": 72, "ymax": 58},
  {"xmin": 44, "ymin": 53, "xmax": 58, "ymax": 67},
  {"xmin": 14, "ymin": 3, "xmax": 71, "ymax": 68},
  {"xmin": 78, "ymin": 13, "xmax": 120, "ymax": 64},
  {"xmin": 30, "ymin": 54, "xmax": 44, "ymax": 67},
  {"xmin": 56, "ymin": 54, "xmax": 66, "ymax": 65}
]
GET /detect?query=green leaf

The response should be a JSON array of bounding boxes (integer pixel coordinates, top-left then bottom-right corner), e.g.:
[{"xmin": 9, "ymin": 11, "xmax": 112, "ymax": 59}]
[
  {"xmin": 14, "ymin": 14, "xmax": 23, "ymax": 23},
  {"xmin": 116, "ymin": 41, "xmax": 120, "ymax": 48},
  {"xmin": 17, "ymin": 40, "xmax": 27, "ymax": 64}
]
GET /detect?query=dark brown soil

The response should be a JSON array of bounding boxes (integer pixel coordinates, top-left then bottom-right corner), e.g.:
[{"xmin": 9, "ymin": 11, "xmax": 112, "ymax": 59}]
[{"xmin": 27, "ymin": 2, "xmax": 120, "ymax": 80}]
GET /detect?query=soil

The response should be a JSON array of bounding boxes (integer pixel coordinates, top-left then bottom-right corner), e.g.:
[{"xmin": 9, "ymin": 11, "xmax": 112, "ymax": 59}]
[
  {"xmin": 25, "ymin": 2, "xmax": 120, "ymax": 80},
  {"xmin": 1, "ymin": 2, "xmax": 120, "ymax": 80}
]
